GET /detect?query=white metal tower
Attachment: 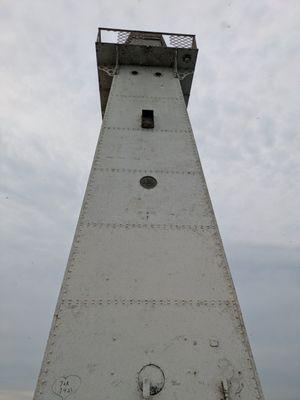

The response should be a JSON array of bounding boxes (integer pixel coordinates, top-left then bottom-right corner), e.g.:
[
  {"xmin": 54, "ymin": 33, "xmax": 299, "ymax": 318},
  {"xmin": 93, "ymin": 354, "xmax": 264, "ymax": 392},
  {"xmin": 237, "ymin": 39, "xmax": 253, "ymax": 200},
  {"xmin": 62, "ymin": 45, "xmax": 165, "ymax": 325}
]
[{"xmin": 34, "ymin": 28, "xmax": 264, "ymax": 400}]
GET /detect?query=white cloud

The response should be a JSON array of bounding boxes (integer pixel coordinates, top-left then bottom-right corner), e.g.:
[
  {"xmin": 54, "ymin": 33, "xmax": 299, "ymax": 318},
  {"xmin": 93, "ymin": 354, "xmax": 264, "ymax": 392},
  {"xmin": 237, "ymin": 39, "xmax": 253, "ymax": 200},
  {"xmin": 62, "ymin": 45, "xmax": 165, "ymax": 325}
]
[{"xmin": 1, "ymin": 1, "xmax": 299, "ymax": 400}]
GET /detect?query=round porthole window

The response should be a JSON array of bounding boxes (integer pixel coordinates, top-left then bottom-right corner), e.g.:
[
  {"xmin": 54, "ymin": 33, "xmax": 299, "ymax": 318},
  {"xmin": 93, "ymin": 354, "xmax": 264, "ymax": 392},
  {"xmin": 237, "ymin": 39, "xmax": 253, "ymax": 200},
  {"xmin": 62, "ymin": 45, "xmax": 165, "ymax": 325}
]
[
  {"xmin": 140, "ymin": 176, "xmax": 157, "ymax": 189},
  {"xmin": 131, "ymin": 70, "xmax": 138, "ymax": 75}
]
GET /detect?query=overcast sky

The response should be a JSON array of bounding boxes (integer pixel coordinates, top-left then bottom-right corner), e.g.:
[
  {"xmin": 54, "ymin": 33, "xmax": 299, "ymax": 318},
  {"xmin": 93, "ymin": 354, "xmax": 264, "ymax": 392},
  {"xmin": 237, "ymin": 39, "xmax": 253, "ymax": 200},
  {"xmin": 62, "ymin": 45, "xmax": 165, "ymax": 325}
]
[{"xmin": 0, "ymin": 1, "xmax": 300, "ymax": 400}]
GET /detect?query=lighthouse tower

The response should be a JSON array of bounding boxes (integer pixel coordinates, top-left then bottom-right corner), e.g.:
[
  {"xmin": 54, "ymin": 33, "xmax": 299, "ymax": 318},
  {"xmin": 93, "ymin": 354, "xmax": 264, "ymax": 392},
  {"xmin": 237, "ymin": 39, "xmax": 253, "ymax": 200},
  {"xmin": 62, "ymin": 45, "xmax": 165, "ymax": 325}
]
[{"xmin": 34, "ymin": 28, "xmax": 264, "ymax": 400}]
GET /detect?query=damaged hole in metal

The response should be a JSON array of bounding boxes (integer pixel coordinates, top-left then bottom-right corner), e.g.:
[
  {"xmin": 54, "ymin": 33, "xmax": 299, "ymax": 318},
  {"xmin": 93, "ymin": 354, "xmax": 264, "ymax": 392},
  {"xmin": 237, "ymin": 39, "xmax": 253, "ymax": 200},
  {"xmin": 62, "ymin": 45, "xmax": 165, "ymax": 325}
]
[
  {"xmin": 140, "ymin": 176, "xmax": 157, "ymax": 189},
  {"xmin": 131, "ymin": 70, "xmax": 138, "ymax": 75},
  {"xmin": 154, "ymin": 72, "xmax": 162, "ymax": 77},
  {"xmin": 138, "ymin": 364, "xmax": 165, "ymax": 396},
  {"xmin": 141, "ymin": 109, "xmax": 154, "ymax": 129}
]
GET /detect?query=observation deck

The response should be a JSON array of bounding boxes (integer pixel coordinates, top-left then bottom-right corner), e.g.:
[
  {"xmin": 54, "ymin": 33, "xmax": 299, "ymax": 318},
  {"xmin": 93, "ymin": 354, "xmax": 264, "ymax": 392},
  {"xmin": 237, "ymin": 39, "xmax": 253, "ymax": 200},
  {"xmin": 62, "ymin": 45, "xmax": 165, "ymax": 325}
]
[{"xmin": 96, "ymin": 28, "xmax": 198, "ymax": 116}]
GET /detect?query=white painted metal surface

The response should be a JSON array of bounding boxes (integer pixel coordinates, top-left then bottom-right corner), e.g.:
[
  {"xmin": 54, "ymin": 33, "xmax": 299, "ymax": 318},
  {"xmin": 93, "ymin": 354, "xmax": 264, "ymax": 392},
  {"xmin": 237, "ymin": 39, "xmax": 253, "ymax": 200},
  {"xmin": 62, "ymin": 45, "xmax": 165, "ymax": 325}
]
[{"xmin": 34, "ymin": 32, "xmax": 264, "ymax": 400}]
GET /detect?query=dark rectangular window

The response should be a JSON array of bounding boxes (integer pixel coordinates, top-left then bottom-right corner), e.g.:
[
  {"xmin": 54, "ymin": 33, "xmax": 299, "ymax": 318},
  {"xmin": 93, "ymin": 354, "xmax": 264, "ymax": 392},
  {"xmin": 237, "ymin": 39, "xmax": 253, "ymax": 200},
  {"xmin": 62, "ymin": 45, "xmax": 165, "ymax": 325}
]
[{"xmin": 141, "ymin": 109, "xmax": 154, "ymax": 129}]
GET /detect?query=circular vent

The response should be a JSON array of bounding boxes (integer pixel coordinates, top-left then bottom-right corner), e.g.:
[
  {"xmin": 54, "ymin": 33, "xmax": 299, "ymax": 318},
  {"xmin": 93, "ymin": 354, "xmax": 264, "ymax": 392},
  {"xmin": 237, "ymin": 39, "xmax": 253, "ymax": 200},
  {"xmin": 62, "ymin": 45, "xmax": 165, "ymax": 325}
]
[{"xmin": 140, "ymin": 176, "xmax": 157, "ymax": 189}]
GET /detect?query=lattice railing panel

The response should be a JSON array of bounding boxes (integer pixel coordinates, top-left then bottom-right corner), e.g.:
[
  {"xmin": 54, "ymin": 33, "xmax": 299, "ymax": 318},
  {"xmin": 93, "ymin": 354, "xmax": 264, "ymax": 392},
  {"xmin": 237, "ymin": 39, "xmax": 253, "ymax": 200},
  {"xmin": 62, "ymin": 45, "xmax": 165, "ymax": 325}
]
[
  {"xmin": 168, "ymin": 35, "xmax": 194, "ymax": 49},
  {"xmin": 117, "ymin": 31, "xmax": 130, "ymax": 44},
  {"xmin": 98, "ymin": 28, "xmax": 196, "ymax": 49}
]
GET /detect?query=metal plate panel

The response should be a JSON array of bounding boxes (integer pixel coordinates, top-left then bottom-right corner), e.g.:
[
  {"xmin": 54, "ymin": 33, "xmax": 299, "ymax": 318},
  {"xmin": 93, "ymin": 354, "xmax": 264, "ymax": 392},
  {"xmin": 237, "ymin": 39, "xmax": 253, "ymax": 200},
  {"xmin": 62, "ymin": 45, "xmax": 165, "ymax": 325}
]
[
  {"xmin": 110, "ymin": 67, "xmax": 181, "ymax": 97},
  {"xmin": 96, "ymin": 127, "xmax": 199, "ymax": 171},
  {"xmin": 85, "ymin": 170, "xmax": 214, "ymax": 226},
  {"xmin": 38, "ymin": 304, "xmax": 259, "ymax": 400},
  {"xmin": 103, "ymin": 96, "xmax": 191, "ymax": 133},
  {"xmin": 64, "ymin": 228, "xmax": 230, "ymax": 300}
]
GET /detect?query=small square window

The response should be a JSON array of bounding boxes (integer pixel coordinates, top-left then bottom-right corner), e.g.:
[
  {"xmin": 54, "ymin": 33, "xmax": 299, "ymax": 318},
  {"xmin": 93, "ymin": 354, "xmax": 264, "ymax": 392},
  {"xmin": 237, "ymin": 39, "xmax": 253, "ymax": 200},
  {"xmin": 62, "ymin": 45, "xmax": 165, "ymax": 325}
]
[{"xmin": 141, "ymin": 109, "xmax": 154, "ymax": 129}]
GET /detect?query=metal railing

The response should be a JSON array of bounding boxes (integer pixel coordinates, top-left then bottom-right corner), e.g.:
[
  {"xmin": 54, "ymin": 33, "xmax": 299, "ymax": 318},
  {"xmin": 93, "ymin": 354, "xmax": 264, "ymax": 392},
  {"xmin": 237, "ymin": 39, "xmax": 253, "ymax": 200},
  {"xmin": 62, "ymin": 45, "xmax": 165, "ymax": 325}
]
[{"xmin": 97, "ymin": 28, "xmax": 197, "ymax": 49}]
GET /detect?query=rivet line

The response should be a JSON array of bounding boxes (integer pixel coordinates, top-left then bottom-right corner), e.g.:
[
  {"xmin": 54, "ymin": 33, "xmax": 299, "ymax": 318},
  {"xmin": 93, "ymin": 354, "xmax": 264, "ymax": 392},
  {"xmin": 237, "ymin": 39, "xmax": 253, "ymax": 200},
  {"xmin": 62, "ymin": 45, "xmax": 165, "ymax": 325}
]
[
  {"xmin": 85, "ymin": 222, "xmax": 215, "ymax": 232},
  {"xmin": 61, "ymin": 298, "xmax": 234, "ymax": 307}
]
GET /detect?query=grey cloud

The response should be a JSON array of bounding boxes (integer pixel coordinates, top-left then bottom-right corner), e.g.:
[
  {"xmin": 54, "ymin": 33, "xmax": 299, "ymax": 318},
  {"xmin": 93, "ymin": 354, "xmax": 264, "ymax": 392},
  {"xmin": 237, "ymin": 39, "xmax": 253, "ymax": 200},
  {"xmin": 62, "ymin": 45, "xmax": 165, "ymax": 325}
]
[{"xmin": 1, "ymin": 1, "xmax": 299, "ymax": 400}]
